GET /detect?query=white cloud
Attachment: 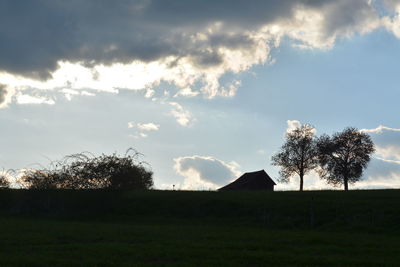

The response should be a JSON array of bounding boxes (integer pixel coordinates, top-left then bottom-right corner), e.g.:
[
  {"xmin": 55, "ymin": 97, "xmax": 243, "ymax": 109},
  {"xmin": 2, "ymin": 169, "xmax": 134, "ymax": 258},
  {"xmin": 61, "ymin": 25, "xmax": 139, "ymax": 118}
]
[
  {"xmin": 127, "ymin": 122, "xmax": 135, "ymax": 129},
  {"xmin": 81, "ymin": 91, "xmax": 96, "ymax": 97},
  {"xmin": 0, "ymin": 84, "xmax": 13, "ymax": 108},
  {"xmin": 286, "ymin": 120, "xmax": 302, "ymax": 133},
  {"xmin": 375, "ymin": 157, "xmax": 400, "ymax": 165},
  {"xmin": 360, "ymin": 158, "xmax": 400, "ymax": 189},
  {"xmin": 168, "ymin": 102, "xmax": 195, "ymax": 127},
  {"xmin": 360, "ymin": 125, "xmax": 400, "ymax": 133},
  {"xmin": 127, "ymin": 121, "xmax": 160, "ymax": 138},
  {"xmin": 361, "ymin": 125, "xmax": 400, "ymax": 161},
  {"xmin": 174, "ymin": 155, "xmax": 241, "ymax": 190},
  {"xmin": 16, "ymin": 94, "xmax": 55, "ymax": 105},
  {"xmin": 174, "ymin": 87, "xmax": 199, "ymax": 98},
  {"xmin": 144, "ymin": 88, "xmax": 155, "ymax": 98},
  {"xmin": 376, "ymin": 146, "xmax": 400, "ymax": 161},
  {"xmin": 285, "ymin": 120, "xmax": 316, "ymax": 134},
  {"xmin": 137, "ymin": 123, "xmax": 160, "ymax": 131},
  {"xmin": 218, "ymin": 80, "xmax": 241, "ymax": 98},
  {"xmin": 60, "ymin": 89, "xmax": 96, "ymax": 100},
  {"xmin": 61, "ymin": 88, "xmax": 80, "ymax": 101},
  {"xmin": 382, "ymin": 1, "xmax": 400, "ymax": 37}
]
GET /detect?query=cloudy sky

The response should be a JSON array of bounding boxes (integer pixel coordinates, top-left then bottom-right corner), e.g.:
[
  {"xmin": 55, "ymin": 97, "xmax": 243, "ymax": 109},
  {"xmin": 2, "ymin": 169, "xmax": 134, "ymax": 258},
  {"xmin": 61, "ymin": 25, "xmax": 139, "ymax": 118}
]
[{"xmin": 1, "ymin": 0, "xmax": 400, "ymax": 190}]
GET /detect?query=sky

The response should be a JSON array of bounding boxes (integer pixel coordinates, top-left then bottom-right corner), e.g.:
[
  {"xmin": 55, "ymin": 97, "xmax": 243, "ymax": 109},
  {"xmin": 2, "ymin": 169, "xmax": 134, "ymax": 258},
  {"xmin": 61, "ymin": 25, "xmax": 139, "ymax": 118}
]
[{"xmin": 1, "ymin": 0, "xmax": 400, "ymax": 190}]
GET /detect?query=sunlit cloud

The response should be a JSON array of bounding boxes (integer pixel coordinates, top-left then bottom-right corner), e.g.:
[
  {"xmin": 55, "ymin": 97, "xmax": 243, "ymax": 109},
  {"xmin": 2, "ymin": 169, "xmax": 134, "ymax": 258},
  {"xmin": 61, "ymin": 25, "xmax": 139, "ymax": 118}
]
[
  {"xmin": 362, "ymin": 125, "xmax": 400, "ymax": 161},
  {"xmin": 286, "ymin": 120, "xmax": 316, "ymax": 134},
  {"xmin": 1, "ymin": 0, "xmax": 397, "ymax": 108},
  {"xmin": 127, "ymin": 122, "xmax": 160, "ymax": 138},
  {"xmin": 168, "ymin": 102, "xmax": 195, "ymax": 127},
  {"xmin": 16, "ymin": 94, "xmax": 55, "ymax": 105},
  {"xmin": 286, "ymin": 120, "xmax": 302, "ymax": 133},
  {"xmin": 360, "ymin": 125, "xmax": 400, "ymax": 133},
  {"xmin": 0, "ymin": 84, "xmax": 13, "ymax": 108}
]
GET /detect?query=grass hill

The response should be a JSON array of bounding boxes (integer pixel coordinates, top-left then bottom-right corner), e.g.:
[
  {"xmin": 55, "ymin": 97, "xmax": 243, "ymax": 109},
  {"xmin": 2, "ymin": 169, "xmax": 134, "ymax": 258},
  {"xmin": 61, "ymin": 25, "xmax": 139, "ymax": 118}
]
[{"xmin": 0, "ymin": 189, "xmax": 399, "ymax": 265}]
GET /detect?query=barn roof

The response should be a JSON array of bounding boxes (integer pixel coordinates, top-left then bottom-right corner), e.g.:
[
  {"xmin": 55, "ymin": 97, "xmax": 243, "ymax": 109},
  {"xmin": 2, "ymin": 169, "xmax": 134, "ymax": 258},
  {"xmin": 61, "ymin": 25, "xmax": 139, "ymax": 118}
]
[{"xmin": 218, "ymin": 169, "xmax": 276, "ymax": 191}]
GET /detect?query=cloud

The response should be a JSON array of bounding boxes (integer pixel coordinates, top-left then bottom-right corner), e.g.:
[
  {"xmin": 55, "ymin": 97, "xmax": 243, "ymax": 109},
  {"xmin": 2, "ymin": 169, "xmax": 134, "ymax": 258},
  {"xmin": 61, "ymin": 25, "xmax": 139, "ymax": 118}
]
[
  {"xmin": 353, "ymin": 125, "xmax": 400, "ymax": 188},
  {"xmin": 360, "ymin": 158, "xmax": 400, "ymax": 188},
  {"xmin": 360, "ymin": 125, "xmax": 400, "ymax": 134},
  {"xmin": 361, "ymin": 125, "xmax": 400, "ymax": 161},
  {"xmin": 128, "ymin": 121, "xmax": 160, "ymax": 138},
  {"xmin": 168, "ymin": 102, "xmax": 195, "ymax": 127},
  {"xmin": 137, "ymin": 123, "xmax": 160, "ymax": 131},
  {"xmin": 382, "ymin": 0, "xmax": 400, "ymax": 37},
  {"xmin": 286, "ymin": 120, "xmax": 302, "ymax": 133},
  {"xmin": 59, "ymin": 88, "xmax": 95, "ymax": 101},
  {"xmin": 174, "ymin": 155, "xmax": 241, "ymax": 190},
  {"xmin": 0, "ymin": 0, "xmax": 394, "ymax": 106},
  {"xmin": 16, "ymin": 94, "xmax": 55, "ymax": 105},
  {"xmin": 174, "ymin": 88, "xmax": 199, "ymax": 98},
  {"xmin": 0, "ymin": 84, "xmax": 13, "ymax": 108},
  {"xmin": 61, "ymin": 88, "xmax": 79, "ymax": 101},
  {"xmin": 286, "ymin": 120, "xmax": 316, "ymax": 134}
]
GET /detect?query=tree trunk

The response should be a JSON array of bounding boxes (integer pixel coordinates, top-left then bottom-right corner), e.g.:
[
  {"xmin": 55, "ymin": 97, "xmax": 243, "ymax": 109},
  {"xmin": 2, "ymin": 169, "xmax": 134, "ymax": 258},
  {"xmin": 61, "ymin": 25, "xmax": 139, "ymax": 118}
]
[
  {"xmin": 299, "ymin": 173, "xmax": 304, "ymax": 192},
  {"xmin": 344, "ymin": 176, "xmax": 348, "ymax": 191}
]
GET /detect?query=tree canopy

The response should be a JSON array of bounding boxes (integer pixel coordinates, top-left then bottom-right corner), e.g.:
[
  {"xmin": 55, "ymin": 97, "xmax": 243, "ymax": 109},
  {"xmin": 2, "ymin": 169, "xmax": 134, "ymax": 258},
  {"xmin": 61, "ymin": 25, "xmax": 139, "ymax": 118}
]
[
  {"xmin": 271, "ymin": 124, "xmax": 318, "ymax": 191},
  {"xmin": 317, "ymin": 127, "xmax": 375, "ymax": 190}
]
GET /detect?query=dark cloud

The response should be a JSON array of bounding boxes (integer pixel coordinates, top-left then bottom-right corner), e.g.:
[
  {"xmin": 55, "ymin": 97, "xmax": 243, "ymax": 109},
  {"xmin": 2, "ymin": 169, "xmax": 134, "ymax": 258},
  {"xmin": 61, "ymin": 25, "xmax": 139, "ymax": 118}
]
[
  {"xmin": 2, "ymin": 0, "xmax": 373, "ymax": 80},
  {"xmin": 319, "ymin": 0, "xmax": 378, "ymax": 37}
]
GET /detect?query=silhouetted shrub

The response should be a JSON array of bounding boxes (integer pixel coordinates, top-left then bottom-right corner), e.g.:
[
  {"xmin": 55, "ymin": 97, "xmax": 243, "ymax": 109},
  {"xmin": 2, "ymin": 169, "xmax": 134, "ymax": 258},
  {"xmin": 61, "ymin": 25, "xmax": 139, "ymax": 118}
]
[
  {"xmin": 0, "ymin": 172, "xmax": 10, "ymax": 188},
  {"xmin": 20, "ymin": 149, "xmax": 153, "ymax": 190}
]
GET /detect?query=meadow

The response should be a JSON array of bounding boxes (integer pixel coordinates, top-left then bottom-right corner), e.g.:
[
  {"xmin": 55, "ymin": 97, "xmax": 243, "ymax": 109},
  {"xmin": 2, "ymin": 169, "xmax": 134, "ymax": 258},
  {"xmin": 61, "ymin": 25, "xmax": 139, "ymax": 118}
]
[{"xmin": 0, "ymin": 189, "xmax": 399, "ymax": 266}]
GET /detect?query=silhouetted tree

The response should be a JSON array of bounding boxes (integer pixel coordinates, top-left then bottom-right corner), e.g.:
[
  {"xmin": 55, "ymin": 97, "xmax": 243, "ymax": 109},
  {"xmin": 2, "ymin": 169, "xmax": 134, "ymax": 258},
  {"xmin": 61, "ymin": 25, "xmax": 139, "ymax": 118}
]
[
  {"xmin": 317, "ymin": 127, "xmax": 374, "ymax": 191},
  {"xmin": 20, "ymin": 149, "xmax": 154, "ymax": 190},
  {"xmin": 271, "ymin": 124, "xmax": 318, "ymax": 191}
]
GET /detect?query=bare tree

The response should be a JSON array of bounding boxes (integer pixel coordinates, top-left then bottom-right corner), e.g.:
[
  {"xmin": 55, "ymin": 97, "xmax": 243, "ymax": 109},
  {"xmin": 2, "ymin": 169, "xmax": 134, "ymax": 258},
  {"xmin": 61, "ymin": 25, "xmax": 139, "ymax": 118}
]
[
  {"xmin": 317, "ymin": 127, "xmax": 375, "ymax": 191},
  {"xmin": 271, "ymin": 124, "xmax": 318, "ymax": 191}
]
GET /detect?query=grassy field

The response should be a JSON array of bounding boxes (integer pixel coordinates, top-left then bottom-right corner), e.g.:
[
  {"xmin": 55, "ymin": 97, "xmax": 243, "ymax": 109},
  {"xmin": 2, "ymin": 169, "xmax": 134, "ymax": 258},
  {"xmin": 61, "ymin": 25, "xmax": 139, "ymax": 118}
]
[{"xmin": 0, "ymin": 189, "xmax": 399, "ymax": 266}]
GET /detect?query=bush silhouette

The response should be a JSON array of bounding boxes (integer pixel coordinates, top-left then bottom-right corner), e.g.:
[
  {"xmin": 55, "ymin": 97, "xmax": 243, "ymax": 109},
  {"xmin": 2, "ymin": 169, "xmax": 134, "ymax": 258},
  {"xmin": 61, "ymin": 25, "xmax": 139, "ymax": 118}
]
[
  {"xmin": 20, "ymin": 149, "xmax": 153, "ymax": 190},
  {"xmin": 0, "ymin": 172, "xmax": 10, "ymax": 188}
]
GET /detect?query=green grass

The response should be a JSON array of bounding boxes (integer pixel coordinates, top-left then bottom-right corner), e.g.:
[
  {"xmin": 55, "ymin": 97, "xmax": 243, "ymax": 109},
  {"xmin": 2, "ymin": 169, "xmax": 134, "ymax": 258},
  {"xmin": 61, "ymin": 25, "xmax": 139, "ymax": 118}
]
[{"xmin": 0, "ymin": 189, "xmax": 399, "ymax": 265}]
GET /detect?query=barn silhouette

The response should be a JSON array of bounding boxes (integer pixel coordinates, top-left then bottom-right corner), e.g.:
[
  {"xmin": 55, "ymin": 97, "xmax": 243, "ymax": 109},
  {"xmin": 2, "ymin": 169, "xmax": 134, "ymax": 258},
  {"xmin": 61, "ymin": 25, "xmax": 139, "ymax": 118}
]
[{"xmin": 218, "ymin": 170, "xmax": 276, "ymax": 191}]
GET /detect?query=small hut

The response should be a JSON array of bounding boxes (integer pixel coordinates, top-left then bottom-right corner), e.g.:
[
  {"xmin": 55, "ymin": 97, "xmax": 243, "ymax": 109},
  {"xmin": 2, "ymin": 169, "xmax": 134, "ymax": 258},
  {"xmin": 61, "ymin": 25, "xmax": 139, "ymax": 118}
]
[{"xmin": 218, "ymin": 170, "xmax": 276, "ymax": 191}]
